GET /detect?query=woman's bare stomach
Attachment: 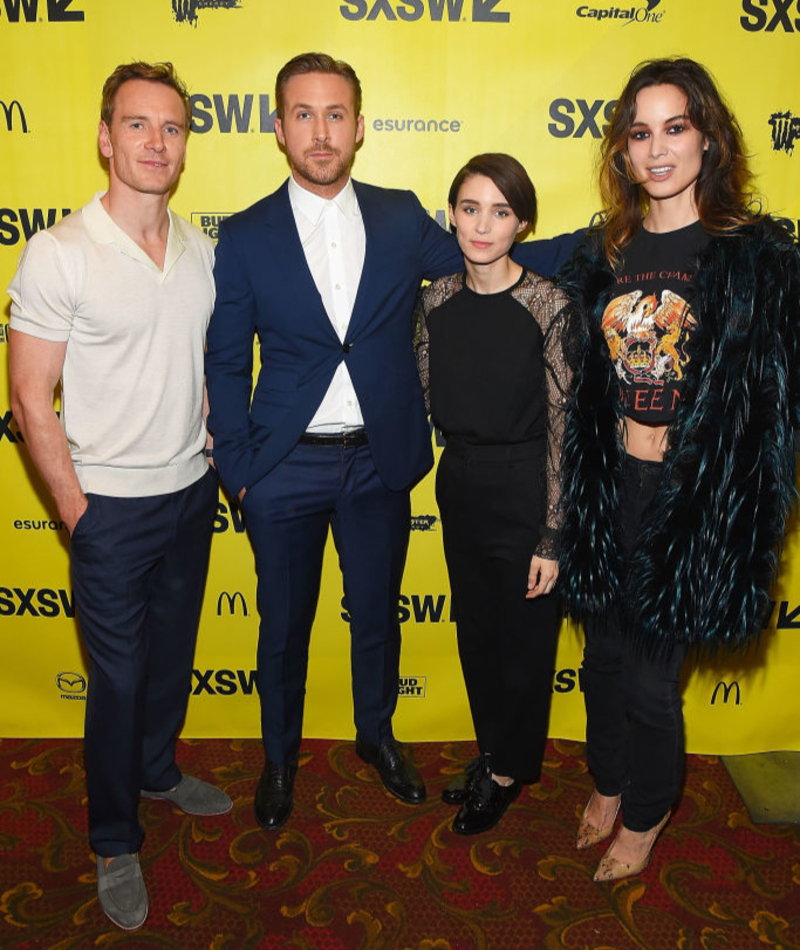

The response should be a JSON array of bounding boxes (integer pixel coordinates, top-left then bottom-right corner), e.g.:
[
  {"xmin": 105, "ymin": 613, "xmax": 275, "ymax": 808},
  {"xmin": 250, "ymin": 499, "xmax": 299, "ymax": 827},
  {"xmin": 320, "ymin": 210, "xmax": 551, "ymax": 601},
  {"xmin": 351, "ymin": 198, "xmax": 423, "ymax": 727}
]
[{"xmin": 623, "ymin": 417, "xmax": 669, "ymax": 461}]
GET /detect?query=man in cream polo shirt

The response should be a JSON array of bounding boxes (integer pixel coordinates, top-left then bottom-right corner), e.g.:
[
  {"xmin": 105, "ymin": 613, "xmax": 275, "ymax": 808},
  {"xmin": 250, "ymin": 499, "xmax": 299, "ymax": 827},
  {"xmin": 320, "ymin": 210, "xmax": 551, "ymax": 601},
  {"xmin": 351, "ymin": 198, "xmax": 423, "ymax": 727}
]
[{"xmin": 8, "ymin": 62, "xmax": 230, "ymax": 932}]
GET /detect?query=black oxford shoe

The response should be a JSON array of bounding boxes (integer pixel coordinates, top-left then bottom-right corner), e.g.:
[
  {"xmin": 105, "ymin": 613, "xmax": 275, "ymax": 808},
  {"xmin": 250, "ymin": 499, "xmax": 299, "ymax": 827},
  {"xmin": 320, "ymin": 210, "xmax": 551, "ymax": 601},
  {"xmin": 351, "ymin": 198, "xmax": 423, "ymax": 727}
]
[
  {"xmin": 441, "ymin": 756, "xmax": 482, "ymax": 805},
  {"xmin": 451, "ymin": 766, "xmax": 521, "ymax": 836},
  {"xmin": 254, "ymin": 759, "xmax": 297, "ymax": 830},
  {"xmin": 355, "ymin": 735, "xmax": 427, "ymax": 804}
]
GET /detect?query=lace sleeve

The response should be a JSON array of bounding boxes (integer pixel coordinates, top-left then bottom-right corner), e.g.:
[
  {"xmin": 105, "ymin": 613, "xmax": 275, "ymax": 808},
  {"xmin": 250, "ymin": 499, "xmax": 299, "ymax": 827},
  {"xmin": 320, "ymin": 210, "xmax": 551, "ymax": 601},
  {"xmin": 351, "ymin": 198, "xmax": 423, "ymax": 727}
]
[
  {"xmin": 413, "ymin": 274, "xmax": 465, "ymax": 415},
  {"xmin": 512, "ymin": 273, "xmax": 579, "ymax": 560},
  {"xmin": 412, "ymin": 286, "xmax": 430, "ymax": 414}
]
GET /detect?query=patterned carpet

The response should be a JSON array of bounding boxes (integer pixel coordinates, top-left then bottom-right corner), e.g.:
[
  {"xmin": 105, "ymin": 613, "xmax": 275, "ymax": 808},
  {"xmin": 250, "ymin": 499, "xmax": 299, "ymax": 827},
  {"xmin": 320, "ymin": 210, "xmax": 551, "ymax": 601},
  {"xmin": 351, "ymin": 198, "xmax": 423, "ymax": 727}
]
[{"xmin": 0, "ymin": 738, "xmax": 797, "ymax": 950}]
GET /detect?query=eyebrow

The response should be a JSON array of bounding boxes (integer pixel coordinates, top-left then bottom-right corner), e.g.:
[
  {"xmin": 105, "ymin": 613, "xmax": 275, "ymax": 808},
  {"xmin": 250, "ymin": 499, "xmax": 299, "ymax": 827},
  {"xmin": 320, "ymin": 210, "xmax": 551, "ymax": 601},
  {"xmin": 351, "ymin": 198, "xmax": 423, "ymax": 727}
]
[
  {"xmin": 292, "ymin": 102, "xmax": 349, "ymax": 111},
  {"xmin": 630, "ymin": 113, "xmax": 689, "ymax": 127},
  {"xmin": 120, "ymin": 113, "xmax": 185, "ymax": 127},
  {"xmin": 459, "ymin": 199, "xmax": 513, "ymax": 208}
]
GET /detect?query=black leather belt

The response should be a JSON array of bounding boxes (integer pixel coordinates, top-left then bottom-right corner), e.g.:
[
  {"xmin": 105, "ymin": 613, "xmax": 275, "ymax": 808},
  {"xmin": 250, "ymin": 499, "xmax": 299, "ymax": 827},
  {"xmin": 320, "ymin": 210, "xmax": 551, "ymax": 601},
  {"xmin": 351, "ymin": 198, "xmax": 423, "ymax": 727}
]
[{"xmin": 299, "ymin": 429, "xmax": 368, "ymax": 448}]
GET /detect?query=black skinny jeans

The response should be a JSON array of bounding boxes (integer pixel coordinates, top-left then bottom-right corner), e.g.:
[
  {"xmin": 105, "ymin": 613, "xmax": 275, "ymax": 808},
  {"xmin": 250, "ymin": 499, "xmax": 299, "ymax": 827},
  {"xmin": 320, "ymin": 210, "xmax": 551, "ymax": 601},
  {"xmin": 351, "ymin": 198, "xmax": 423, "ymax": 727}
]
[{"xmin": 581, "ymin": 454, "xmax": 687, "ymax": 832}]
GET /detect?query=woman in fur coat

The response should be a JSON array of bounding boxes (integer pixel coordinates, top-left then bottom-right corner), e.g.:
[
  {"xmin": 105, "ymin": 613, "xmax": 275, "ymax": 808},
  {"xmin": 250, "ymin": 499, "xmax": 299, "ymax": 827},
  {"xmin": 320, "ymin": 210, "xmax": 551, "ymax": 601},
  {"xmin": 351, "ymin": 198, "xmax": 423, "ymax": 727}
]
[{"xmin": 558, "ymin": 57, "xmax": 800, "ymax": 882}]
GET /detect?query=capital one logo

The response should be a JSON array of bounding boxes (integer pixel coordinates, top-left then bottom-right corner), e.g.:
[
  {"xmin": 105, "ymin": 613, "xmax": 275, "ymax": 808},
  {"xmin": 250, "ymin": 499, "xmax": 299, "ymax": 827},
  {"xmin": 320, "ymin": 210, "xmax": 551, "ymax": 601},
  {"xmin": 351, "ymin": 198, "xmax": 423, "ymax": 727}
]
[
  {"xmin": 740, "ymin": 0, "xmax": 800, "ymax": 32},
  {"xmin": 0, "ymin": 99, "xmax": 28, "ymax": 133},
  {"xmin": 0, "ymin": 0, "xmax": 83, "ymax": 21},
  {"xmin": 710, "ymin": 681, "xmax": 741, "ymax": 705},
  {"xmin": 340, "ymin": 0, "xmax": 510, "ymax": 22}
]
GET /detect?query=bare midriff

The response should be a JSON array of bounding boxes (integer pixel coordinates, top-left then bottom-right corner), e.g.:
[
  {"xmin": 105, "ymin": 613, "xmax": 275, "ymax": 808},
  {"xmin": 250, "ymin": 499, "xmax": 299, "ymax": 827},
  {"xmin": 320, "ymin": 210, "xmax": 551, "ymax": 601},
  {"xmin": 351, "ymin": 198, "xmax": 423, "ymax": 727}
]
[{"xmin": 623, "ymin": 417, "xmax": 669, "ymax": 462}]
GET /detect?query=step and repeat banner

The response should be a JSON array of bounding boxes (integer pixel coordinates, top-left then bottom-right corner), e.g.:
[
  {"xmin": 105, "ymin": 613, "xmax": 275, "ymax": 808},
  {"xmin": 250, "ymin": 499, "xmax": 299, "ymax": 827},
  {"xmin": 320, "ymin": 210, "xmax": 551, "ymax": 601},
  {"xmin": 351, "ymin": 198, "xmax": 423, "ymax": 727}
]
[{"xmin": 2, "ymin": 0, "xmax": 799, "ymax": 753}]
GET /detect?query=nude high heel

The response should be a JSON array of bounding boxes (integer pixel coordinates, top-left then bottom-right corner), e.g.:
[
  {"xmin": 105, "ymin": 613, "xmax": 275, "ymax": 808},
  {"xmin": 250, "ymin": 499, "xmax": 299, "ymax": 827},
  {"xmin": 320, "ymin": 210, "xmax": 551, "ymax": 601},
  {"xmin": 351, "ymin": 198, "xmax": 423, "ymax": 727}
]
[
  {"xmin": 593, "ymin": 810, "xmax": 671, "ymax": 882},
  {"xmin": 576, "ymin": 792, "xmax": 621, "ymax": 850}
]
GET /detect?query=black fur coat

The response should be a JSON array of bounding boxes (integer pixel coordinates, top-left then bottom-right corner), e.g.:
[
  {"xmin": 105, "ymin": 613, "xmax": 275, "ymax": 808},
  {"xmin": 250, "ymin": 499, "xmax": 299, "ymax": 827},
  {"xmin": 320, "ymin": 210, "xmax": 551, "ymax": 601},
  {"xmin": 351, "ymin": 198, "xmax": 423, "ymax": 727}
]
[{"xmin": 558, "ymin": 218, "xmax": 800, "ymax": 653}]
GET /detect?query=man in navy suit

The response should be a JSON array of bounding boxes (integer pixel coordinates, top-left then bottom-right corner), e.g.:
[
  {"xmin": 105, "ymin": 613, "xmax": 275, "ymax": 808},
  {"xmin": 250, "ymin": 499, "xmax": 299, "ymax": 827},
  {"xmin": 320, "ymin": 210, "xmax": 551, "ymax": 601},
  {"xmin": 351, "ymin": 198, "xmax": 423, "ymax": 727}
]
[{"xmin": 205, "ymin": 52, "xmax": 578, "ymax": 829}]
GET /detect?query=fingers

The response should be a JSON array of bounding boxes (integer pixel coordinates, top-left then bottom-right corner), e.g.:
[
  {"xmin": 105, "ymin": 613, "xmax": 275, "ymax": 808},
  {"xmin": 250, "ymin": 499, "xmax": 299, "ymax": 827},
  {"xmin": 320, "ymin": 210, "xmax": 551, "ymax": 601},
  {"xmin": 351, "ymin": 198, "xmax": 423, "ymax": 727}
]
[{"xmin": 526, "ymin": 557, "xmax": 559, "ymax": 599}]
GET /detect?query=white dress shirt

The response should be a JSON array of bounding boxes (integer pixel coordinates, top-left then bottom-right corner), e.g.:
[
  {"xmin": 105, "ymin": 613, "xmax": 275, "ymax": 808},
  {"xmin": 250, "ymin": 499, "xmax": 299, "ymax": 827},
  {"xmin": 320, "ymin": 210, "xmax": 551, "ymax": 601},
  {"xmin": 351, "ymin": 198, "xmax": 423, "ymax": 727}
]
[{"xmin": 288, "ymin": 175, "xmax": 366, "ymax": 433}]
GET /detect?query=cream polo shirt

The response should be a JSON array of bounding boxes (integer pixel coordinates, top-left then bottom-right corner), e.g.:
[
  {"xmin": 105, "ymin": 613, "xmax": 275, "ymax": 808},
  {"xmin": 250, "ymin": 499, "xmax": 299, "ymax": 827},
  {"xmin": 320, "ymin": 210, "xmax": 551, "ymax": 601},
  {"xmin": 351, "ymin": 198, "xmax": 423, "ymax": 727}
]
[{"xmin": 8, "ymin": 192, "xmax": 215, "ymax": 497}]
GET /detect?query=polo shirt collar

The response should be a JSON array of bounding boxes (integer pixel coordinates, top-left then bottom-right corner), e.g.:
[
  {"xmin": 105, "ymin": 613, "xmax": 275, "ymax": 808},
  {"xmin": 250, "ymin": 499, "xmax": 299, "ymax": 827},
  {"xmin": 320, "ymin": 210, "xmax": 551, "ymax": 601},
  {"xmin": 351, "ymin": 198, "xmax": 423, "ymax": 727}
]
[{"xmin": 82, "ymin": 191, "xmax": 186, "ymax": 276}]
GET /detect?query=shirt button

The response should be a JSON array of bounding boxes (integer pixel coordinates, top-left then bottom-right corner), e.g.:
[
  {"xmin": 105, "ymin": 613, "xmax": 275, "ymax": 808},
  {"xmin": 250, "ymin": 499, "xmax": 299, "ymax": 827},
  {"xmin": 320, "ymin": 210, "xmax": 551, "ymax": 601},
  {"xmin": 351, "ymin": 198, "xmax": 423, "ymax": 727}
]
[
  {"xmin": 334, "ymin": 283, "xmax": 341, "ymax": 290},
  {"xmin": 331, "ymin": 242, "xmax": 337, "ymax": 248}
]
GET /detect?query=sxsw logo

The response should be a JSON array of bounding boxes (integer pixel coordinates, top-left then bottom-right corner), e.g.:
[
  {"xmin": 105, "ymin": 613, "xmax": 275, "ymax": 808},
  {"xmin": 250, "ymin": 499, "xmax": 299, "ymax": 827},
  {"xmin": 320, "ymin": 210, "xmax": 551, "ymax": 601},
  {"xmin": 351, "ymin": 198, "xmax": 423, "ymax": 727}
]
[
  {"xmin": 0, "ymin": 0, "xmax": 83, "ymax": 20},
  {"xmin": 0, "ymin": 587, "xmax": 76, "ymax": 617},
  {"xmin": 172, "ymin": 0, "xmax": 241, "ymax": 24},
  {"xmin": 191, "ymin": 212, "xmax": 232, "ymax": 241},
  {"xmin": 56, "ymin": 671, "xmax": 86, "ymax": 700},
  {"xmin": 213, "ymin": 500, "xmax": 246, "ymax": 533},
  {"xmin": 741, "ymin": 0, "xmax": 800, "ymax": 31},
  {"xmin": 399, "ymin": 676, "xmax": 426, "ymax": 697},
  {"xmin": 0, "ymin": 410, "xmax": 24, "ymax": 444},
  {"xmin": 548, "ymin": 98, "xmax": 618, "ymax": 139},
  {"xmin": 340, "ymin": 0, "xmax": 510, "ymax": 22},
  {"xmin": 190, "ymin": 94, "xmax": 276, "ymax": 134},
  {"xmin": 710, "ymin": 681, "xmax": 741, "ymax": 706},
  {"xmin": 0, "ymin": 207, "xmax": 71, "ymax": 246},
  {"xmin": 0, "ymin": 322, "xmax": 8, "ymax": 344},
  {"xmin": 769, "ymin": 110, "xmax": 800, "ymax": 155},
  {"xmin": 1, "ymin": 99, "xmax": 28, "ymax": 132},
  {"xmin": 191, "ymin": 668, "xmax": 259, "ymax": 695},
  {"xmin": 216, "ymin": 590, "xmax": 249, "ymax": 616}
]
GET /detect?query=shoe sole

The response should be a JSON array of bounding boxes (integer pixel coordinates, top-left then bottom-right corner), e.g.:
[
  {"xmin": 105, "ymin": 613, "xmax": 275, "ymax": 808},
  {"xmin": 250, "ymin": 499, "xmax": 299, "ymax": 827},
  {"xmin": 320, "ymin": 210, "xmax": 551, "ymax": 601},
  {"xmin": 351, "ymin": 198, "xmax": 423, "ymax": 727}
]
[{"xmin": 101, "ymin": 904, "xmax": 149, "ymax": 932}]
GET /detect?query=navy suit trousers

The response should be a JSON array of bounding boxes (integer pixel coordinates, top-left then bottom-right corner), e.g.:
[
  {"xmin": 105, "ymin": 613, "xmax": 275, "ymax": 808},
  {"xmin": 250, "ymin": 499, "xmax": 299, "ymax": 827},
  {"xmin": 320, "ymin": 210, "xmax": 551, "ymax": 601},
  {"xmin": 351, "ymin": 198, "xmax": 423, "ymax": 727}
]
[
  {"xmin": 70, "ymin": 468, "xmax": 217, "ymax": 856},
  {"xmin": 241, "ymin": 441, "xmax": 410, "ymax": 764}
]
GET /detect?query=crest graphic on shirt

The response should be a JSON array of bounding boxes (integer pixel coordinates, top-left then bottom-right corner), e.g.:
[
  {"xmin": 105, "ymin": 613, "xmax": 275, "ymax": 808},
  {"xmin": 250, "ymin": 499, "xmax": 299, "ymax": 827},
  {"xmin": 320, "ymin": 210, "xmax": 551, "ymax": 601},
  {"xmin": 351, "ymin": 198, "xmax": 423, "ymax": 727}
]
[{"xmin": 602, "ymin": 289, "xmax": 696, "ymax": 385}]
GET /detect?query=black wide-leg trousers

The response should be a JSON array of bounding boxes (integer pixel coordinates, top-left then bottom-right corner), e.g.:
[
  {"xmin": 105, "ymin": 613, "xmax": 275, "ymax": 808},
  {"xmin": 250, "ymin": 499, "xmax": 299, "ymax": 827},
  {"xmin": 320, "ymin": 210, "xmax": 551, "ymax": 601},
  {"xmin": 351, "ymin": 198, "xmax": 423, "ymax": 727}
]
[{"xmin": 436, "ymin": 439, "xmax": 560, "ymax": 782}]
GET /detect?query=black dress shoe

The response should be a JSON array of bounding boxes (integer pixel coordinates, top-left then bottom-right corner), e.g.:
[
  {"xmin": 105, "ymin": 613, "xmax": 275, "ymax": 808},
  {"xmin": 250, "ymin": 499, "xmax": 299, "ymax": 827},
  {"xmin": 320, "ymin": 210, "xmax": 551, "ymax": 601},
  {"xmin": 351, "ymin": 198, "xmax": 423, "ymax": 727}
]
[
  {"xmin": 355, "ymin": 735, "xmax": 427, "ymax": 804},
  {"xmin": 254, "ymin": 759, "xmax": 297, "ymax": 830},
  {"xmin": 441, "ymin": 757, "xmax": 482, "ymax": 805},
  {"xmin": 451, "ymin": 764, "xmax": 521, "ymax": 836}
]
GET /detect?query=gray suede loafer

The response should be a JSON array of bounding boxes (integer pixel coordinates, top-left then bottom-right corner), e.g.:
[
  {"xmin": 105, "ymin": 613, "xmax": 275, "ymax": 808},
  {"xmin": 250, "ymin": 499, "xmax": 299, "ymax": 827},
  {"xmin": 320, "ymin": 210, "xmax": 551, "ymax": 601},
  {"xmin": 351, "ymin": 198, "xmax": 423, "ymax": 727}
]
[
  {"xmin": 96, "ymin": 854, "xmax": 148, "ymax": 931},
  {"xmin": 140, "ymin": 774, "xmax": 233, "ymax": 815}
]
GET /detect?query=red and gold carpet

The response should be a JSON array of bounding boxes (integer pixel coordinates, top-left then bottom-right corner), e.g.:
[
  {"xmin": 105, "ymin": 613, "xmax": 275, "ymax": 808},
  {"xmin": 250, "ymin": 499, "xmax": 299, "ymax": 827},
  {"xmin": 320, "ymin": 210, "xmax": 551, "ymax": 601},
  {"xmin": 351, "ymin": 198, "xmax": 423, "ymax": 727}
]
[{"xmin": 1, "ymin": 738, "xmax": 797, "ymax": 949}]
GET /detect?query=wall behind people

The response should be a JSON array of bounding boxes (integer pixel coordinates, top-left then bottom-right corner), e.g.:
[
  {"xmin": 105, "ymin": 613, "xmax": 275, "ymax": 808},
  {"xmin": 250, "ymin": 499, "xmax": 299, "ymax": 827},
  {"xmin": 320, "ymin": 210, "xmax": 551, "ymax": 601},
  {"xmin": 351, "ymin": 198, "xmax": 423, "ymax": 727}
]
[{"xmin": 2, "ymin": 0, "xmax": 798, "ymax": 752}]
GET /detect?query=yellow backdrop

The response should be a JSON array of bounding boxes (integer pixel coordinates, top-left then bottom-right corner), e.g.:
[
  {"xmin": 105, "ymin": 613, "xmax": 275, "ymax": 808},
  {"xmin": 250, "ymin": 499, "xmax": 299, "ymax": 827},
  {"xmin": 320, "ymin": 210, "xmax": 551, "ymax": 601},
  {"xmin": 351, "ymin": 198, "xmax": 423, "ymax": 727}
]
[{"xmin": 2, "ymin": 0, "xmax": 799, "ymax": 753}]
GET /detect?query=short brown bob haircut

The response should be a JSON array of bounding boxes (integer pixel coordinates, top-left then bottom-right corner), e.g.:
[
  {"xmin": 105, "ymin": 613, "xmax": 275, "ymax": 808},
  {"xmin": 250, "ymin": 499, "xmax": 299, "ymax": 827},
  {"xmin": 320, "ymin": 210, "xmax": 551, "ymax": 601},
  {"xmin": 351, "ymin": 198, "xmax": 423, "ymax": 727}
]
[
  {"xmin": 100, "ymin": 61, "xmax": 192, "ymax": 131},
  {"xmin": 275, "ymin": 52, "xmax": 362, "ymax": 120},
  {"xmin": 448, "ymin": 153, "xmax": 537, "ymax": 232}
]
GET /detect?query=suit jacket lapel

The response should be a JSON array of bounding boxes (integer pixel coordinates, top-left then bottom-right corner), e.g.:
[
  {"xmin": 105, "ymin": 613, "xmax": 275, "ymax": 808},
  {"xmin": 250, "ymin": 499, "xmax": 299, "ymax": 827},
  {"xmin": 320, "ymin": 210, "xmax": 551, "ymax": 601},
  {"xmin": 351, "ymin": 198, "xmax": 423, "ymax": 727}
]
[{"xmin": 264, "ymin": 181, "xmax": 340, "ymax": 342}]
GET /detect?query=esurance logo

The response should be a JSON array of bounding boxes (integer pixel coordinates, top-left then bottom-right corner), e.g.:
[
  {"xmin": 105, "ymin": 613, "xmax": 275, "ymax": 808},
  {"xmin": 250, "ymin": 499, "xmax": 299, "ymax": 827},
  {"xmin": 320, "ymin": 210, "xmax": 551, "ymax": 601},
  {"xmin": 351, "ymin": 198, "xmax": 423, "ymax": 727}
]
[
  {"xmin": 191, "ymin": 213, "xmax": 232, "ymax": 241},
  {"xmin": 769, "ymin": 110, "xmax": 800, "ymax": 155},
  {"xmin": 576, "ymin": 0, "xmax": 664, "ymax": 24},
  {"xmin": 548, "ymin": 98, "xmax": 617, "ymax": 139},
  {"xmin": 172, "ymin": 0, "xmax": 241, "ymax": 23},
  {"xmin": 1, "ymin": 99, "xmax": 28, "ymax": 133},
  {"xmin": 340, "ymin": 0, "xmax": 510, "ymax": 22},
  {"xmin": 0, "ymin": 207, "xmax": 71, "ymax": 247},
  {"xmin": 741, "ymin": 0, "xmax": 800, "ymax": 32},
  {"xmin": 0, "ymin": 0, "xmax": 83, "ymax": 21},
  {"xmin": 190, "ymin": 94, "xmax": 276, "ymax": 134}
]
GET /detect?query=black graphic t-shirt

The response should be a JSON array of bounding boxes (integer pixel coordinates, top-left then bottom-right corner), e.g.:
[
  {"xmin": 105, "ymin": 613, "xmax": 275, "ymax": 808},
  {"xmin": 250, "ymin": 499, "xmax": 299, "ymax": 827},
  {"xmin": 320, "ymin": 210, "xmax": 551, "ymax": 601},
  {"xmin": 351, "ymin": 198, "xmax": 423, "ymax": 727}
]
[{"xmin": 602, "ymin": 220, "xmax": 708, "ymax": 423}]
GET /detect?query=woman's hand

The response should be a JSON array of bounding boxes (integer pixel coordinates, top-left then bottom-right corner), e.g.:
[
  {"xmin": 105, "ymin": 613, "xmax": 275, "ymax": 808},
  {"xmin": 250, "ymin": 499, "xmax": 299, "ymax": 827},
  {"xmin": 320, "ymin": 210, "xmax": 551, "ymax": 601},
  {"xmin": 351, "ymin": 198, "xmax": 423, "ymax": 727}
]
[{"xmin": 526, "ymin": 556, "xmax": 558, "ymax": 599}]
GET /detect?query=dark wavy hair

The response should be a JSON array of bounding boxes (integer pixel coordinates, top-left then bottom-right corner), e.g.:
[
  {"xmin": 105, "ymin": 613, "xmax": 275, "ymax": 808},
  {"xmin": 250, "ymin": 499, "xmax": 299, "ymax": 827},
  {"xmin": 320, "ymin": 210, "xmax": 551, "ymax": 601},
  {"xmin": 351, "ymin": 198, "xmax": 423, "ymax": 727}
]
[
  {"xmin": 448, "ymin": 153, "xmax": 537, "ymax": 232},
  {"xmin": 275, "ymin": 52, "xmax": 362, "ymax": 120},
  {"xmin": 101, "ymin": 62, "xmax": 191, "ymax": 130},
  {"xmin": 599, "ymin": 57, "xmax": 759, "ymax": 268}
]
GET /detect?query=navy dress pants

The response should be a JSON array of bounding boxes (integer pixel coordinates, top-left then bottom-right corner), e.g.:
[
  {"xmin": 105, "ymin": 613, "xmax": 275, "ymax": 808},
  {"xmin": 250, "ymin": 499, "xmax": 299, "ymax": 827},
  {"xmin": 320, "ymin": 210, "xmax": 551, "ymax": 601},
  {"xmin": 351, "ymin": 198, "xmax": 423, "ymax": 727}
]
[
  {"xmin": 70, "ymin": 468, "xmax": 217, "ymax": 857},
  {"xmin": 581, "ymin": 455, "xmax": 687, "ymax": 832},
  {"xmin": 241, "ymin": 441, "xmax": 410, "ymax": 765},
  {"xmin": 436, "ymin": 438, "xmax": 561, "ymax": 782}
]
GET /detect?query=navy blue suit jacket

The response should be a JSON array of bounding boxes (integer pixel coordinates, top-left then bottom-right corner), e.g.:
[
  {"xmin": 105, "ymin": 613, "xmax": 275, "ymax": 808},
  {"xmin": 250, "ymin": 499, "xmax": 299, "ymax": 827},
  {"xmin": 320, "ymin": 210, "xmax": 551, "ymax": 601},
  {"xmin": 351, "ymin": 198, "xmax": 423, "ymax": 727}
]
[{"xmin": 205, "ymin": 179, "xmax": 580, "ymax": 497}]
